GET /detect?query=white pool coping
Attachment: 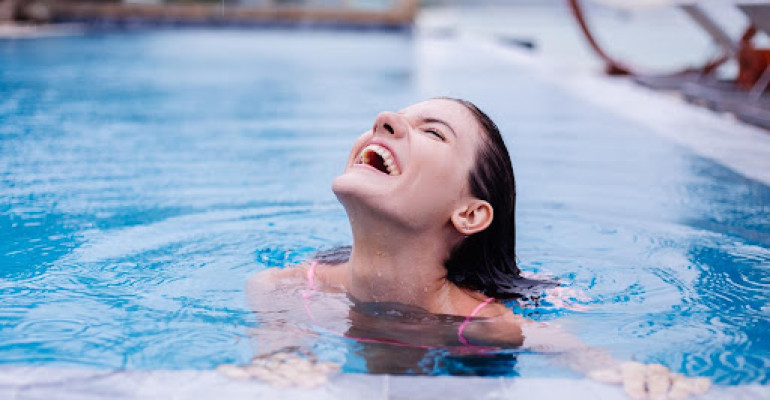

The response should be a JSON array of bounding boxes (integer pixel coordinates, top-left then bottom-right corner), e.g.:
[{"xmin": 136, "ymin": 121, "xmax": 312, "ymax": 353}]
[
  {"xmin": 462, "ymin": 30, "xmax": 770, "ymax": 186},
  {"xmin": 0, "ymin": 366, "xmax": 768, "ymax": 400}
]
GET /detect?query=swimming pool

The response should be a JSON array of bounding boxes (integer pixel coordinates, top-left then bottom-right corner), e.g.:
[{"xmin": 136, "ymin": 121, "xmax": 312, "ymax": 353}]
[{"xmin": 0, "ymin": 24, "xmax": 768, "ymax": 393}]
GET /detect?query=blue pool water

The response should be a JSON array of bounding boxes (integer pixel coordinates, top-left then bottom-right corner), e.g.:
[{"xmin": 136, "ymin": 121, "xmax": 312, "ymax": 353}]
[{"xmin": 1, "ymin": 29, "xmax": 768, "ymax": 385}]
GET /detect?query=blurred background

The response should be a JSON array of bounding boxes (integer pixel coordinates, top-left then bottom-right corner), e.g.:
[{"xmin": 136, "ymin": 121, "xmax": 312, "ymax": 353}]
[
  {"xmin": 1, "ymin": 0, "xmax": 769, "ymax": 390},
  {"xmin": 2, "ymin": 1, "xmax": 768, "ymax": 83}
]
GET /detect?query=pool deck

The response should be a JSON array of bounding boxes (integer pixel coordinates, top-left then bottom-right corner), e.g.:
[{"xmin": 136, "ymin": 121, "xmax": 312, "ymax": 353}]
[
  {"xmin": 2, "ymin": 10, "xmax": 769, "ymax": 400},
  {"xmin": 3, "ymin": 1, "xmax": 417, "ymax": 31},
  {"xmin": 466, "ymin": 31, "xmax": 770, "ymax": 186}
]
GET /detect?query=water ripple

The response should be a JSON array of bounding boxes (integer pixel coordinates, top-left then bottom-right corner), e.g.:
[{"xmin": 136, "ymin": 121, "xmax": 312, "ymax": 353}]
[{"xmin": 1, "ymin": 30, "xmax": 768, "ymax": 383}]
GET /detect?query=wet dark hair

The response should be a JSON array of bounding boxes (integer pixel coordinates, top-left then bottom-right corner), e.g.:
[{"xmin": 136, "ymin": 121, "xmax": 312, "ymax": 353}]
[{"xmin": 440, "ymin": 98, "xmax": 526, "ymax": 299}]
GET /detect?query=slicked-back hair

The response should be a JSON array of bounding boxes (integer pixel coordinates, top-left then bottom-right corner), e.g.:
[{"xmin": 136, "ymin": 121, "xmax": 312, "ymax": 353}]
[{"xmin": 441, "ymin": 98, "xmax": 523, "ymax": 299}]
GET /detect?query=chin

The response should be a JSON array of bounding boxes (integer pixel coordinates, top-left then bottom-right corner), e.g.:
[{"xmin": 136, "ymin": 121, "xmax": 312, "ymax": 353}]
[
  {"xmin": 332, "ymin": 172, "xmax": 375, "ymax": 206},
  {"xmin": 332, "ymin": 172, "xmax": 399, "ymax": 219}
]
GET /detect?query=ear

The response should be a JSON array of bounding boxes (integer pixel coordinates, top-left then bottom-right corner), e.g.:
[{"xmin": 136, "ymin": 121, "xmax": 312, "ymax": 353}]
[{"xmin": 451, "ymin": 200, "xmax": 493, "ymax": 236}]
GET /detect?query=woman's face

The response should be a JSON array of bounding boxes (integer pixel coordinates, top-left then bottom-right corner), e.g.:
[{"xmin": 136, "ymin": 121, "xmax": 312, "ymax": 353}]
[{"xmin": 332, "ymin": 99, "xmax": 485, "ymax": 230}]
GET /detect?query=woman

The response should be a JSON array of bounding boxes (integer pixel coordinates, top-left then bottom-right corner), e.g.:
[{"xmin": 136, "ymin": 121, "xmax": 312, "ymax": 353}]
[
  {"xmin": 239, "ymin": 98, "xmax": 710, "ymax": 396},
  {"xmin": 250, "ymin": 98, "xmax": 531, "ymax": 348}
]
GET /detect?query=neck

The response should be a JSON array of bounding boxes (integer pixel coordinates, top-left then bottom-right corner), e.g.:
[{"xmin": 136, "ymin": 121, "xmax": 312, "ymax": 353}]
[{"xmin": 342, "ymin": 205, "xmax": 464, "ymax": 313}]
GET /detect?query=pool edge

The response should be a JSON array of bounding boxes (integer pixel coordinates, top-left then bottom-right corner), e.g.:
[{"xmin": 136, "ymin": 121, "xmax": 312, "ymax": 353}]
[
  {"xmin": 450, "ymin": 29, "xmax": 770, "ymax": 187},
  {"xmin": 0, "ymin": 366, "xmax": 767, "ymax": 399}
]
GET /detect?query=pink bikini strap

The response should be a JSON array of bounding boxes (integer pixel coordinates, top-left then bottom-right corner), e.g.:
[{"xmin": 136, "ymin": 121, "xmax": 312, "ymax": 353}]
[
  {"xmin": 306, "ymin": 261, "xmax": 318, "ymax": 290},
  {"xmin": 302, "ymin": 261, "xmax": 320, "ymax": 324},
  {"xmin": 457, "ymin": 297, "xmax": 494, "ymax": 345},
  {"xmin": 306, "ymin": 261, "xmax": 493, "ymax": 349}
]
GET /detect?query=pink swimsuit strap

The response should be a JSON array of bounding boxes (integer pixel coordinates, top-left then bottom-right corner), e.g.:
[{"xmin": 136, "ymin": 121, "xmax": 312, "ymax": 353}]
[
  {"xmin": 304, "ymin": 260, "xmax": 494, "ymax": 348},
  {"xmin": 457, "ymin": 297, "xmax": 494, "ymax": 345},
  {"xmin": 306, "ymin": 260, "xmax": 319, "ymax": 290}
]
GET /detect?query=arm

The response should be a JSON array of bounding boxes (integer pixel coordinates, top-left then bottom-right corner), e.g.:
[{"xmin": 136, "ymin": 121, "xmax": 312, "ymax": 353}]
[
  {"xmin": 245, "ymin": 265, "xmax": 315, "ymax": 355},
  {"xmin": 217, "ymin": 264, "xmax": 341, "ymax": 387},
  {"xmin": 465, "ymin": 311, "xmax": 711, "ymax": 399}
]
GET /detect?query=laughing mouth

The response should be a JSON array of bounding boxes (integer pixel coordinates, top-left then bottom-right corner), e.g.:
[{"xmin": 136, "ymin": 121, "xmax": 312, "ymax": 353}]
[{"xmin": 355, "ymin": 144, "xmax": 401, "ymax": 176}]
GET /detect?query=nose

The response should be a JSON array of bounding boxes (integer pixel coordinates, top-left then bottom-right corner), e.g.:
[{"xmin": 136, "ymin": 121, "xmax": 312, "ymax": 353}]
[{"xmin": 373, "ymin": 111, "xmax": 407, "ymax": 139}]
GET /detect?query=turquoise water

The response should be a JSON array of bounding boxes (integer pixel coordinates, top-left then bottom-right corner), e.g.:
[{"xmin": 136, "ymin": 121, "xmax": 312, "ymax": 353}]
[{"xmin": 1, "ymin": 30, "xmax": 768, "ymax": 384}]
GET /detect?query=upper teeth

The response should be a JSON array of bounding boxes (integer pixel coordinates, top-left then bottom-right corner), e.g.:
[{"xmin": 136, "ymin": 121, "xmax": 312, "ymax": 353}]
[{"xmin": 359, "ymin": 144, "xmax": 401, "ymax": 176}]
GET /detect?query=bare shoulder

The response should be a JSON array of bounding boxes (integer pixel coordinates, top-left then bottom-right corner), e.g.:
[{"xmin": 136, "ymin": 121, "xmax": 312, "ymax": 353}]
[{"xmin": 464, "ymin": 302, "xmax": 529, "ymax": 347}]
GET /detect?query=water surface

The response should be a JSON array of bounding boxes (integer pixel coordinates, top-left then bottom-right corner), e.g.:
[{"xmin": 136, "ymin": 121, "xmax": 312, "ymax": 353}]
[{"xmin": 0, "ymin": 29, "xmax": 768, "ymax": 384}]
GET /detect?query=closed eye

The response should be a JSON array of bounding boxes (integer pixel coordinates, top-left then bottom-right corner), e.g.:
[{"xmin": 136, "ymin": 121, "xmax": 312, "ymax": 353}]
[{"xmin": 424, "ymin": 129, "xmax": 446, "ymax": 141}]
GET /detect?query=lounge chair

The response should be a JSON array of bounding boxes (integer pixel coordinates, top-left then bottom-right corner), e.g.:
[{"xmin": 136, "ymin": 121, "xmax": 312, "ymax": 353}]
[
  {"xmin": 569, "ymin": 0, "xmax": 770, "ymax": 130},
  {"xmin": 680, "ymin": 3, "xmax": 770, "ymax": 129}
]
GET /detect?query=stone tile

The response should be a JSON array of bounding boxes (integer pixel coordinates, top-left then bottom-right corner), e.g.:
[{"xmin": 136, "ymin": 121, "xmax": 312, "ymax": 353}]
[
  {"xmin": 325, "ymin": 373, "xmax": 387, "ymax": 400},
  {"xmin": 497, "ymin": 377, "xmax": 626, "ymax": 400},
  {"xmin": 0, "ymin": 367, "xmax": 768, "ymax": 399},
  {"xmin": 388, "ymin": 376, "xmax": 503, "ymax": 400}
]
